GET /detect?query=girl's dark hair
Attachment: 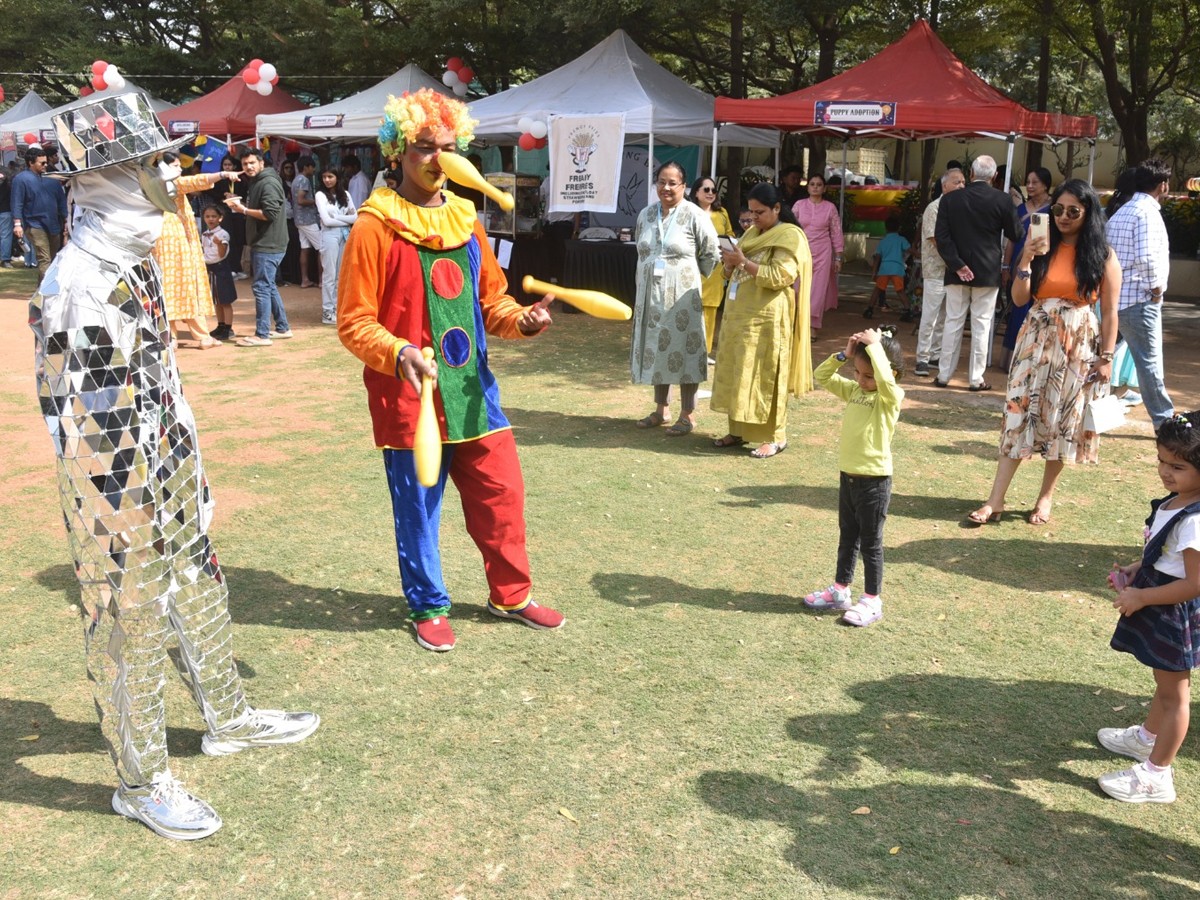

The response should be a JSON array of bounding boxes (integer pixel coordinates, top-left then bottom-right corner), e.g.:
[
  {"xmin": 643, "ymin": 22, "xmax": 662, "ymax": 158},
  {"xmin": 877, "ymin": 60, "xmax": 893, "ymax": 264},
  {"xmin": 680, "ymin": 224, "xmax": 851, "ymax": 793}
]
[
  {"xmin": 854, "ymin": 325, "xmax": 905, "ymax": 380},
  {"xmin": 746, "ymin": 182, "xmax": 798, "ymax": 225},
  {"xmin": 161, "ymin": 151, "xmax": 178, "ymax": 164},
  {"xmin": 201, "ymin": 204, "xmax": 224, "ymax": 220},
  {"xmin": 654, "ymin": 161, "xmax": 687, "ymax": 185},
  {"xmin": 318, "ymin": 168, "xmax": 350, "ymax": 207},
  {"xmin": 1107, "ymin": 168, "xmax": 1137, "ymax": 219},
  {"xmin": 1157, "ymin": 411, "xmax": 1200, "ymax": 470},
  {"xmin": 689, "ymin": 176, "xmax": 721, "ymax": 211},
  {"xmin": 1029, "ymin": 179, "xmax": 1109, "ymax": 302}
]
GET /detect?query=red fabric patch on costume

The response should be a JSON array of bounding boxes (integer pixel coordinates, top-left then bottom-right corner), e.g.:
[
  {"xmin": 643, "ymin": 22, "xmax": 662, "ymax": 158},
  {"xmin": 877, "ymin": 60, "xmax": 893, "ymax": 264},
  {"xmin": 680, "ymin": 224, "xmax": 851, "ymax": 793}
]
[{"xmin": 430, "ymin": 257, "xmax": 465, "ymax": 300}]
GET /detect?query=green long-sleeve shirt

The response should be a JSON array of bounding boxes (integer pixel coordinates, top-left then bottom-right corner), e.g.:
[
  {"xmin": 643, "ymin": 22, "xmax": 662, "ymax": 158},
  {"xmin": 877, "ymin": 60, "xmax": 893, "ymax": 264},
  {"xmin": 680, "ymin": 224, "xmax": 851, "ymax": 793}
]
[{"xmin": 813, "ymin": 343, "xmax": 903, "ymax": 477}]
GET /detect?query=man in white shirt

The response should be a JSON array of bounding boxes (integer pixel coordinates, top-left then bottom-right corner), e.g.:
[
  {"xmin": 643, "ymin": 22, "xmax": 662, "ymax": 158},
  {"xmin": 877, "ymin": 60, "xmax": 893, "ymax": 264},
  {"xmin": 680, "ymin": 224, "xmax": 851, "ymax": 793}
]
[
  {"xmin": 1106, "ymin": 157, "xmax": 1174, "ymax": 429},
  {"xmin": 343, "ymin": 155, "xmax": 372, "ymax": 209},
  {"xmin": 914, "ymin": 169, "xmax": 966, "ymax": 376}
]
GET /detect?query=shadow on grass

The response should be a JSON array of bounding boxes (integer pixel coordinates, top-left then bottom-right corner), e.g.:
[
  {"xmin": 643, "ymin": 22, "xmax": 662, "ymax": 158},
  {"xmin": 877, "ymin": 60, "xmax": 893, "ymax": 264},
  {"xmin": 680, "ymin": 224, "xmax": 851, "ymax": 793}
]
[
  {"xmin": 720, "ymin": 484, "xmax": 985, "ymax": 520},
  {"xmin": 36, "ymin": 563, "xmax": 531, "ymax": 634},
  {"xmin": 0, "ymin": 697, "xmax": 208, "ymax": 816},
  {"xmin": 507, "ymin": 406, "xmax": 753, "ymax": 456},
  {"xmin": 696, "ymin": 674, "xmax": 1200, "ymax": 896},
  {"xmin": 591, "ymin": 571, "xmax": 799, "ymax": 614}
]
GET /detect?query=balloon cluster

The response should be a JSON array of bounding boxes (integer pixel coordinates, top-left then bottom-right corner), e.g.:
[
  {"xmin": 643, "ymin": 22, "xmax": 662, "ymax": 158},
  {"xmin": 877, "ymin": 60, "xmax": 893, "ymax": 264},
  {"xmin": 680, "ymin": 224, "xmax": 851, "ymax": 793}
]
[
  {"xmin": 242, "ymin": 59, "xmax": 279, "ymax": 96},
  {"xmin": 90, "ymin": 60, "xmax": 127, "ymax": 93},
  {"xmin": 441, "ymin": 58, "xmax": 474, "ymax": 98},
  {"xmin": 516, "ymin": 116, "xmax": 548, "ymax": 151}
]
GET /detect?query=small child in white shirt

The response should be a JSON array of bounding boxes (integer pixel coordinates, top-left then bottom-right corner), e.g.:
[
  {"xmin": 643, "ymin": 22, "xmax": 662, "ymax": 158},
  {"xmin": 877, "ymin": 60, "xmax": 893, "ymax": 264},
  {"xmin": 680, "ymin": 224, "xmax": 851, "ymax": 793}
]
[{"xmin": 201, "ymin": 205, "xmax": 237, "ymax": 340}]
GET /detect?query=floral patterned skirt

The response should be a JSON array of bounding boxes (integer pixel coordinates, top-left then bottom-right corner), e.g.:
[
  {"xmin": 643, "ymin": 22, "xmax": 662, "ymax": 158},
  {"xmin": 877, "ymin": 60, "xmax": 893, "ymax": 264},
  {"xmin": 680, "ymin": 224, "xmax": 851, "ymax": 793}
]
[{"xmin": 999, "ymin": 298, "xmax": 1100, "ymax": 463}]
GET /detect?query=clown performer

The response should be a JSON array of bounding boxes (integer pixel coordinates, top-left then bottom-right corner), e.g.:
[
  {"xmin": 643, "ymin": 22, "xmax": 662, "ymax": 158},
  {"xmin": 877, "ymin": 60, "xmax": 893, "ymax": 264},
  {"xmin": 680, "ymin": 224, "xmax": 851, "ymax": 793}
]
[
  {"xmin": 28, "ymin": 94, "xmax": 318, "ymax": 840},
  {"xmin": 337, "ymin": 90, "xmax": 564, "ymax": 652}
]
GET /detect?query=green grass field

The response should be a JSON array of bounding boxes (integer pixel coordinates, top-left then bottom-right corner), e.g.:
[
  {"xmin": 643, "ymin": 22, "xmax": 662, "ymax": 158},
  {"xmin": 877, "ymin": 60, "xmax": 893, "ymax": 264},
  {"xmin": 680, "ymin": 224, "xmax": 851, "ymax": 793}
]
[{"xmin": 1, "ymin": 283, "xmax": 1198, "ymax": 898}]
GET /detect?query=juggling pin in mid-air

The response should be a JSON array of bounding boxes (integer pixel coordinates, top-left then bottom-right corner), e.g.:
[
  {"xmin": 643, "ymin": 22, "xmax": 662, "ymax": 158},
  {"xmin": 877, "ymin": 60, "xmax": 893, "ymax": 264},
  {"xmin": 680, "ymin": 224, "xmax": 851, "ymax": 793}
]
[
  {"xmin": 413, "ymin": 347, "xmax": 441, "ymax": 488},
  {"xmin": 521, "ymin": 275, "xmax": 632, "ymax": 321},
  {"xmin": 437, "ymin": 152, "xmax": 515, "ymax": 211}
]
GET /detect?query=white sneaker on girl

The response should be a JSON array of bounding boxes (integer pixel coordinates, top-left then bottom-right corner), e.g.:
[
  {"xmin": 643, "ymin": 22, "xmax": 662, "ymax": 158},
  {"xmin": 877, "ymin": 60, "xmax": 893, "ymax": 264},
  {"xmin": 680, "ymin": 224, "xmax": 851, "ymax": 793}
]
[
  {"xmin": 1097, "ymin": 724, "xmax": 1155, "ymax": 762},
  {"xmin": 1098, "ymin": 762, "xmax": 1175, "ymax": 804}
]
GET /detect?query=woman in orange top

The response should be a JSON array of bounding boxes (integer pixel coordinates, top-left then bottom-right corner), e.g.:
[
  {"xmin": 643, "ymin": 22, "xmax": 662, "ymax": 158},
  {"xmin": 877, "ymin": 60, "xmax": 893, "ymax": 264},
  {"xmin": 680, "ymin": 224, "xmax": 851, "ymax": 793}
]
[{"xmin": 966, "ymin": 179, "xmax": 1121, "ymax": 526}]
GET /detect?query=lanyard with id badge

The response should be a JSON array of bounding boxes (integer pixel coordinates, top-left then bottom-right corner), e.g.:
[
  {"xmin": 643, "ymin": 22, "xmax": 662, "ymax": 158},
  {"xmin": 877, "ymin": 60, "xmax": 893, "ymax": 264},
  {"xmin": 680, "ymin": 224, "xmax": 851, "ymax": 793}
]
[{"xmin": 720, "ymin": 233, "xmax": 741, "ymax": 300}]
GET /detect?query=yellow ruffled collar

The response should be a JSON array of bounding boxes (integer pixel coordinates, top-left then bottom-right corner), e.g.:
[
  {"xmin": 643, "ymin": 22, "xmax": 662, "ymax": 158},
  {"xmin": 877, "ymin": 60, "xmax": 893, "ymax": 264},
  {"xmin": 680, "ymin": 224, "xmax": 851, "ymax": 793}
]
[{"xmin": 358, "ymin": 186, "xmax": 477, "ymax": 250}]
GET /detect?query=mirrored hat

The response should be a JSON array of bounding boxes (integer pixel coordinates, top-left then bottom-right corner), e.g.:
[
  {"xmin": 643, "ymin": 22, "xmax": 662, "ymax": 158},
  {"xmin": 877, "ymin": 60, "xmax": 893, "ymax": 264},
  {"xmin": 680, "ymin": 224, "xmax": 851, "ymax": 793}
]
[{"xmin": 53, "ymin": 92, "xmax": 192, "ymax": 175}]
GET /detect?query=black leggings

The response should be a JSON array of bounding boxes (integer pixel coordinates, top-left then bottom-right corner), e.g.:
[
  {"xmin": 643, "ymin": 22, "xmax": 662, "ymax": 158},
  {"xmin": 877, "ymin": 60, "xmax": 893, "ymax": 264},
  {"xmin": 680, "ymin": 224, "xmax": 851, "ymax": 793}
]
[{"xmin": 835, "ymin": 472, "xmax": 892, "ymax": 596}]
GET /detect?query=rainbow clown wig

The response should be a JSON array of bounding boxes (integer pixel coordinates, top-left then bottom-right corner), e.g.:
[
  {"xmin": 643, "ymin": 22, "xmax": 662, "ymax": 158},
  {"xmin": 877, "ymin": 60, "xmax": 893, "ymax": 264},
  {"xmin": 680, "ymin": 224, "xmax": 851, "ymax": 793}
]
[{"xmin": 378, "ymin": 89, "xmax": 477, "ymax": 158}]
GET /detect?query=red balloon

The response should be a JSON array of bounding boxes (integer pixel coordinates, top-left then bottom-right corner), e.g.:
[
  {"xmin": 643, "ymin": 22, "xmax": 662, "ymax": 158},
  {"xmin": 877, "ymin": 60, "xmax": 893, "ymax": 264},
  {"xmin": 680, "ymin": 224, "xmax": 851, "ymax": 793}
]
[
  {"xmin": 92, "ymin": 74, "xmax": 107, "ymax": 91},
  {"xmin": 284, "ymin": 140, "xmax": 300, "ymax": 154},
  {"xmin": 518, "ymin": 133, "xmax": 537, "ymax": 151},
  {"xmin": 248, "ymin": 58, "xmax": 264, "ymax": 69},
  {"xmin": 80, "ymin": 86, "xmax": 94, "ymax": 97},
  {"xmin": 91, "ymin": 60, "xmax": 107, "ymax": 76},
  {"xmin": 270, "ymin": 75, "xmax": 279, "ymax": 86},
  {"xmin": 534, "ymin": 136, "xmax": 548, "ymax": 149},
  {"xmin": 243, "ymin": 67, "xmax": 261, "ymax": 86},
  {"xmin": 456, "ymin": 66, "xmax": 475, "ymax": 84},
  {"xmin": 23, "ymin": 132, "xmax": 37, "ymax": 144},
  {"xmin": 446, "ymin": 57, "xmax": 463, "ymax": 72},
  {"xmin": 0, "ymin": 86, "xmax": 5, "ymax": 103}
]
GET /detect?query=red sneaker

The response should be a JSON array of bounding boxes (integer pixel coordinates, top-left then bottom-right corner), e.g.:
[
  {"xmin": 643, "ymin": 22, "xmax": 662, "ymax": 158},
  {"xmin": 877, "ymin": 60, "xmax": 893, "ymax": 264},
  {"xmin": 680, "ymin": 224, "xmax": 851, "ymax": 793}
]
[
  {"xmin": 487, "ymin": 600, "xmax": 565, "ymax": 630},
  {"xmin": 412, "ymin": 616, "xmax": 456, "ymax": 651}
]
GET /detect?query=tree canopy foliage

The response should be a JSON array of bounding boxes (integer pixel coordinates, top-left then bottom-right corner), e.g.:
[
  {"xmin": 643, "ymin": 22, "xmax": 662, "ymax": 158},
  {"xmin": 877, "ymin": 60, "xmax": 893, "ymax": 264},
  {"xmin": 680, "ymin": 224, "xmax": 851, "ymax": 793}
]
[{"xmin": 1, "ymin": 0, "xmax": 1197, "ymax": 176}]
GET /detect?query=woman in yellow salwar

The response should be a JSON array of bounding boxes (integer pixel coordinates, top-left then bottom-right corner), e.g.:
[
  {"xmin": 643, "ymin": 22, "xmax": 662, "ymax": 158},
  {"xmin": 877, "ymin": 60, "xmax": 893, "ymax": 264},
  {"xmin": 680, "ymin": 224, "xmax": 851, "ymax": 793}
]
[
  {"xmin": 710, "ymin": 182, "xmax": 813, "ymax": 459},
  {"xmin": 691, "ymin": 175, "xmax": 735, "ymax": 356}
]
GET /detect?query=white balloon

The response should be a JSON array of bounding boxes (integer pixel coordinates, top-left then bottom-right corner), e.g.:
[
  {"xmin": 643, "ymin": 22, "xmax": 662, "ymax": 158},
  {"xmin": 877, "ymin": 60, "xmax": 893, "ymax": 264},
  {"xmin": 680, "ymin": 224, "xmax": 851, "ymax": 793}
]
[
  {"xmin": 442, "ymin": 70, "xmax": 460, "ymax": 87},
  {"xmin": 255, "ymin": 80, "xmax": 273, "ymax": 96},
  {"xmin": 517, "ymin": 116, "xmax": 533, "ymax": 133},
  {"xmin": 103, "ymin": 63, "xmax": 120, "ymax": 79},
  {"xmin": 107, "ymin": 73, "xmax": 126, "ymax": 91},
  {"xmin": 258, "ymin": 63, "xmax": 277, "ymax": 83},
  {"xmin": 529, "ymin": 120, "xmax": 547, "ymax": 139},
  {"xmin": 453, "ymin": 82, "xmax": 469, "ymax": 97}
]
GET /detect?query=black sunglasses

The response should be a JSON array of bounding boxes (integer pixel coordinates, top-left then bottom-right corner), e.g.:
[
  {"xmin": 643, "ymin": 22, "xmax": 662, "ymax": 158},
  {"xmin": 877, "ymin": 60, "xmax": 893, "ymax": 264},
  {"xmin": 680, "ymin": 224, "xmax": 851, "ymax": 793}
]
[
  {"xmin": 1050, "ymin": 203, "xmax": 1085, "ymax": 220},
  {"xmin": 698, "ymin": 186, "xmax": 715, "ymax": 192}
]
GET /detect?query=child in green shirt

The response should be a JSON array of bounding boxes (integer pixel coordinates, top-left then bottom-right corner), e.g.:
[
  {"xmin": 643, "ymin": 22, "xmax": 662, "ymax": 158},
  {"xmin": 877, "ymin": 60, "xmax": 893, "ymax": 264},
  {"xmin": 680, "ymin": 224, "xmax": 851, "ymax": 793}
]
[{"xmin": 805, "ymin": 327, "xmax": 905, "ymax": 626}]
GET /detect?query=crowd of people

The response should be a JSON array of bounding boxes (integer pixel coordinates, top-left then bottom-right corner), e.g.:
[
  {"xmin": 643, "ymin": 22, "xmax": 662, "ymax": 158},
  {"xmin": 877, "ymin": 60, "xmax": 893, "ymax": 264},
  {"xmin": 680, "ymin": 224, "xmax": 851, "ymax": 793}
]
[{"xmin": 12, "ymin": 84, "xmax": 1198, "ymax": 850}]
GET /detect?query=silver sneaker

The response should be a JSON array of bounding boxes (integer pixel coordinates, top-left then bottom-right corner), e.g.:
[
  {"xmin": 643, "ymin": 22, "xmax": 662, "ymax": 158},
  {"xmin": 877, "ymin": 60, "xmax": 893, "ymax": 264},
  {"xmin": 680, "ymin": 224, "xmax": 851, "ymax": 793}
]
[
  {"xmin": 1098, "ymin": 762, "xmax": 1176, "ymax": 804},
  {"xmin": 202, "ymin": 707, "xmax": 320, "ymax": 757},
  {"xmin": 1097, "ymin": 724, "xmax": 1154, "ymax": 762},
  {"xmin": 111, "ymin": 769, "xmax": 222, "ymax": 840}
]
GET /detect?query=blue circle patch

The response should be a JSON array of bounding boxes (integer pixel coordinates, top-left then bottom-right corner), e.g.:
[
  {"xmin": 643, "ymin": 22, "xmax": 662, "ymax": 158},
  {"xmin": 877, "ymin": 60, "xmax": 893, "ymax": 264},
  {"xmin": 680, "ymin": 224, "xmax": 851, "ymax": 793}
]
[{"xmin": 440, "ymin": 327, "xmax": 472, "ymax": 368}]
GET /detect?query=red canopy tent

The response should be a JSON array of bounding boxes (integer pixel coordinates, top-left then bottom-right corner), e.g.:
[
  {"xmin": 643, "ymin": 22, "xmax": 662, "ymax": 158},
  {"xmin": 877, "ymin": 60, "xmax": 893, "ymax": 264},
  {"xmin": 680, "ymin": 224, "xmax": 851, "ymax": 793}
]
[
  {"xmin": 715, "ymin": 20, "xmax": 1097, "ymax": 180},
  {"xmin": 158, "ymin": 74, "xmax": 306, "ymax": 141}
]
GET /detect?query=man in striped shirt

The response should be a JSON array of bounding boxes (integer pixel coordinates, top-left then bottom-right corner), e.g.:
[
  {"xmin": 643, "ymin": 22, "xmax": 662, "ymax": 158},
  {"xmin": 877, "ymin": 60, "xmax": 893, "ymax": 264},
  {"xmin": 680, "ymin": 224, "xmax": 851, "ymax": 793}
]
[{"xmin": 1105, "ymin": 158, "xmax": 1174, "ymax": 429}]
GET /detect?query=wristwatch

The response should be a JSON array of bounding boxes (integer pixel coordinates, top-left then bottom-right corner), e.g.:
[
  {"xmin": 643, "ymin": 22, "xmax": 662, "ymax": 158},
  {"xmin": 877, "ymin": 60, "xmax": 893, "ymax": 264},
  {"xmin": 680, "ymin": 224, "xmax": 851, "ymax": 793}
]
[
  {"xmin": 835, "ymin": 352, "xmax": 847, "ymax": 362},
  {"xmin": 1016, "ymin": 268, "xmax": 1031, "ymax": 280}
]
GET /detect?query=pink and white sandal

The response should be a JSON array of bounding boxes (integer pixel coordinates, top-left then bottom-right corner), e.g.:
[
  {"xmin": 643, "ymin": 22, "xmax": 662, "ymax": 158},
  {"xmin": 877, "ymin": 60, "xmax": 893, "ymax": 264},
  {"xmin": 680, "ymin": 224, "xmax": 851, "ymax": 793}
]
[{"xmin": 803, "ymin": 584, "xmax": 852, "ymax": 610}]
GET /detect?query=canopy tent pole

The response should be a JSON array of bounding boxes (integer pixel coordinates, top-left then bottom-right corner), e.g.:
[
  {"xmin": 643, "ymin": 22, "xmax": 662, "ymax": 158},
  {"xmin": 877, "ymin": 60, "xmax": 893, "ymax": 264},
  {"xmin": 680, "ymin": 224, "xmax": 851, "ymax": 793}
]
[
  {"xmin": 987, "ymin": 132, "xmax": 1018, "ymax": 370},
  {"xmin": 711, "ymin": 125, "xmax": 718, "ymax": 179},
  {"xmin": 647, "ymin": 114, "xmax": 656, "ymax": 206},
  {"xmin": 773, "ymin": 138, "xmax": 780, "ymax": 185},
  {"xmin": 1087, "ymin": 139, "xmax": 1096, "ymax": 185},
  {"xmin": 839, "ymin": 138, "xmax": 848, "ymax": 220},
  {"xmin": 1002, "ymin": 133, "xmax": 1015, "ymax": 193}
]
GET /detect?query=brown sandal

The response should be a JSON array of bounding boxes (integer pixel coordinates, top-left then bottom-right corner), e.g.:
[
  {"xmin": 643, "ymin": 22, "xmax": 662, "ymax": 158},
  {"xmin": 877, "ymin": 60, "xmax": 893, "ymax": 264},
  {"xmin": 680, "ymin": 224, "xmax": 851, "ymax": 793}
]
[
  {"xmin": 712, "ymin": 434, "xmax": 746, "ymax": 448},
  {"xmin": 636, "ymin": 412, "xmax": 668, "ymax": 429}
]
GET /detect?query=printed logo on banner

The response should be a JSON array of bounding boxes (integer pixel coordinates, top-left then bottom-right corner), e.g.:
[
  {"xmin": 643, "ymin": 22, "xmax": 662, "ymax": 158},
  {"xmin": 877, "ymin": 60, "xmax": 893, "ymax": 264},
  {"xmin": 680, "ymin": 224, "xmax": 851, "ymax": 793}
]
[
  {"xmin": 814, "ymin": 101, "xmax": 897, "ymax": 127},
  {"xmin": 303, "ymin": 114, "xmax": 344, "ymax": 130},
  {"xmin": 569, "ymin": 125, "xmax": 599, "ymax": 172}
]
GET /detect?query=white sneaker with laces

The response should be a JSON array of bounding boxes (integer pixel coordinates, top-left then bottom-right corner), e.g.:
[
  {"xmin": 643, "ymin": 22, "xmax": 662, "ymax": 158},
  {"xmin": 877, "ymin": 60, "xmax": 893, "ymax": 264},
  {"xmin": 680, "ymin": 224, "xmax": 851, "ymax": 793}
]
[
  {"xmin": 1098, "ymin": 762, "xmax": 1175, "ymax": 804},
  {"xmin": 202, "ymin": 707, "xmax": 320, "ymax": 757},
  {"xmin": 1097, "ymin": 724, "xmax": 1155, "ymax": 762},
  {"xmin": 803, "ymin": 584, "xmax": 852, "ymax": 610},
  {"xmin": 111, "ymin": 769, "xmax": 222, "ymax": 840}
]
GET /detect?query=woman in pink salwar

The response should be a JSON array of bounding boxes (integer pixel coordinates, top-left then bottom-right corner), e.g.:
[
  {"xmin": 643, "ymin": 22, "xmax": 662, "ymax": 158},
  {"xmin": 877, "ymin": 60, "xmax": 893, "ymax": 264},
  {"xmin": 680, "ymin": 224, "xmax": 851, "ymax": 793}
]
[{"xmin": 792, "ymin": 173, "xmax": 844, "ymax": 333}]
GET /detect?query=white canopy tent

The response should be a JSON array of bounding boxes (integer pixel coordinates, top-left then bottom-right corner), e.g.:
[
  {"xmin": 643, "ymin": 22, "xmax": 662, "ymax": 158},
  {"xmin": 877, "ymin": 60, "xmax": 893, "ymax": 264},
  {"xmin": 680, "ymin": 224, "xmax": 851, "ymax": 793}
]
[
  {"xmin": 256, "ymin": 64, "xmax": 451, "ymax": 141},
  {"xmin": 468, "ymin": 29, "xmax": 778, "ymax": 202},
  {"xmin": 0, "ymin": 90, "xmax": 52, "ymax": 126},
  {"xmin": 1, "ymin": 81, "xmax": 174, "ymax": 143}
]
